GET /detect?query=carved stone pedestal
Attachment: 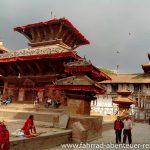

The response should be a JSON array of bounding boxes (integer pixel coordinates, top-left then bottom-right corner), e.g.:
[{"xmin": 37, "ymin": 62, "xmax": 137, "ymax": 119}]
[{"xmin": 67, "ymin": 98, "xmax": 91, "ymax": 115}]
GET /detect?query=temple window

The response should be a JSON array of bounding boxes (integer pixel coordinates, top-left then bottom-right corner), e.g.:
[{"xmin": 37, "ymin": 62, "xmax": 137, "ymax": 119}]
[
  {"xmin": 111, "ymin": 84, "xmax": 118, "ymax": 93},
  {"xmin": 134, "ymin": 84, "xmax": 142, "ymax": 93}
]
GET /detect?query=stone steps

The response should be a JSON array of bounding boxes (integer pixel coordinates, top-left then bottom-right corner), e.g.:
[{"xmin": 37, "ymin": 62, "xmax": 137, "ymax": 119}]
[
  {"xmin": 0, "ymin": 103, "xmax": 66, "ymax": 113},
  {"xmin": 0, "ymin": 109, "xmax": 61, "ymax": 124},
  {"xmin": 10, "ymin": 129, "xmax": 72, "ymax": 150}
]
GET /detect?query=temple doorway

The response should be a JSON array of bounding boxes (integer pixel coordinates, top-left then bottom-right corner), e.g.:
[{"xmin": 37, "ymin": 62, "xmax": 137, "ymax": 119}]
[
  {"xmin": 23, "ymin": 78, "xmax": 36, "ymax": 101},
  {"xmin": 24, "ymin": 90, "xmax": 37, "ymax": 101}
]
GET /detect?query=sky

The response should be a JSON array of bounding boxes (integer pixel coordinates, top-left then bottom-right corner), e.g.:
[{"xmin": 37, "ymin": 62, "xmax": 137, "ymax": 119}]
[{"xmin": 0, "ymin": 0, "xmax": 150, "ymax": 73}]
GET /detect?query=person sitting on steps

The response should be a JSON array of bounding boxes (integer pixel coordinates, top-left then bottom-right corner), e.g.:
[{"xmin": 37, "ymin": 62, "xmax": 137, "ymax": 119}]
[
  {"xmin": 51, "ymin": 99, "xmax": 61, "ymax": 108},
  {"xmin": 21, "ymin": 115, "xmax": 36, "ymax": 137},
  {"xmin": 3, "ymin": 96, "xmax": 12, "ymax": 105}
]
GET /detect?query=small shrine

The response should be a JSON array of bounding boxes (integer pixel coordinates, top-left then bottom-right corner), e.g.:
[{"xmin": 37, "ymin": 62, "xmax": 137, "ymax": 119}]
[{"xmin": 113, "ymin": 89, "xmax": 135, "ymax": 116}]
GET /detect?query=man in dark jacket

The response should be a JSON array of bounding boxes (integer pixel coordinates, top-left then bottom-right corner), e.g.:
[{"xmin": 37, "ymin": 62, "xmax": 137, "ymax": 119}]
[{"xmin": 114, "ymin": 116, "xmax": 124, "ymax": 144}]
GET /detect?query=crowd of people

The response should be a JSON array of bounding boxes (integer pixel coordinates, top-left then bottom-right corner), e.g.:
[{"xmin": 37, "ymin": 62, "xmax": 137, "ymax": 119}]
[
  {"xmin": 0, "ymin": 96, "xmax": 13, "ymax": 106},
  {"xmin": 34, "ymin": 96, "xmax": 61, "ymax": 108},
  {"xmin": 114, "ymin": 115, "xmax": 133, "ymax": 144},
  {"xmin": 45, "ymin": 98, "xmax": 61, "ymax": 108}
]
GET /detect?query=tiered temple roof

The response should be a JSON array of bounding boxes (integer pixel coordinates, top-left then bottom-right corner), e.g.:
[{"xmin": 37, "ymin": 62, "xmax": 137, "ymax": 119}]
[
  {"xmin": 100, "ymin": 73, "xmax": 150, "ymax": 84},
  {"xmin": 113, "ymin": 89, "xmax": 135, "ymax": 116},
  {"xmin": 142, "ymin": 54, "xmax": 150, "ymax": 73},
  {"xmin": 14, "ymin": 18, "xmax": 89, "ymax": 48},
  {"xmin": 64, "ymin": 59, "xmax": 111, "ymax": 82},
  {"xmin": 0, "ymin": 44, "xmax": 80, "ymax": 63},
  {"xmin": 113, "ymin": 90, "xmax": 135, "ymax": 105},
  {"xmin": 54, "ymin": 75, "xmax": 105, "ymax": 94}
]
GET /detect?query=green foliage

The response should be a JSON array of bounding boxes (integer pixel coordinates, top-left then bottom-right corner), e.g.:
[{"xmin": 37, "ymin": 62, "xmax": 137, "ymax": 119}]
[{"xmin": 100, "ymin": 68, "xmax": 116, "ymax": 75}]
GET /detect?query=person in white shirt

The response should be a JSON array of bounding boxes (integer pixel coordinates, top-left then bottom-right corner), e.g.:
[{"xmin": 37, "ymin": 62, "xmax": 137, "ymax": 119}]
[
  {"xmin": 123, "ymin": 115, "xmax": 132, "ymax": 144},
  {"xmin": 47, "ymin": 98, "xmax": 52, "ymax": 107}
]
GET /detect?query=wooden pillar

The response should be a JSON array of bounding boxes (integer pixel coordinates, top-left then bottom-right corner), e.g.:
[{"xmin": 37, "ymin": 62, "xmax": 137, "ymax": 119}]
[
  {"xmin": 138, "ymin": 94, "xmax": 140, "ymax": 107},
  {"xmin": 37, "ymin": 90, "xmax": 44, "ymax": 102},
  {"xmin": 3, "ymin": 82, "xmax": 8, "ymax": 97},
  {"xmin": 144, "ymin": 96, "xmax": 147, "ymax": 122},
  {"xmin": 18, "ymin": 89, "xmax": 25, "ymax": 101}
]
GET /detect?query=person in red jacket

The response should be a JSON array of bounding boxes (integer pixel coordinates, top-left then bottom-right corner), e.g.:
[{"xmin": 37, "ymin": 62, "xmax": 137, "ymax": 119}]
[
  {"xmin": 114, "ymin": 116, "xmax": 124, "ymax": 144},
  {"xmin": 0, "ymin": 121, "xmax": 10, "ymax": 150},
  {"xmin": 21, "ymin": 115, "xmax": 36, "ymax": 137}
]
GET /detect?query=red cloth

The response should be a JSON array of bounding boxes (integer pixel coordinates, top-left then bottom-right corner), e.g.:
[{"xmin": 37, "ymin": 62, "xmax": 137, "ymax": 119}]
[
  {"xmin": 0, "ymin": 143, "xmax": 10, "ymax": 150},
  {"xmin": 22, "ymin": 119, "xmax": 36, "ymax": 135},
  {"xmin": 0, "ymin": 124, "xmax": 10, "ymax": 150},
  {"xmin": 116, "ymin": 120, "xmax": 121, "ymax": 130},
  {"xmin": 25, "ymin": 134, "xmax": 36, "ymax": 138}
]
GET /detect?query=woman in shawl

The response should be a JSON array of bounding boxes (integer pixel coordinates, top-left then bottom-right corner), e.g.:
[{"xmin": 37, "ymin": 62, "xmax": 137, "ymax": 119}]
[{"xmin": 21, "ymin": 115, "xmax": 36, "ymax": 136}]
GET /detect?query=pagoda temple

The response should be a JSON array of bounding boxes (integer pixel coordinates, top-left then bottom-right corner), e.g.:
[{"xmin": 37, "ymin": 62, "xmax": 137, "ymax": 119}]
[
  {"xmin": 113, "ymin": 90, "xmax": 135, "ymax": 116},
  {"xmin": 0, "ymin": 18, "xmax": 111, "ymax": 115}
]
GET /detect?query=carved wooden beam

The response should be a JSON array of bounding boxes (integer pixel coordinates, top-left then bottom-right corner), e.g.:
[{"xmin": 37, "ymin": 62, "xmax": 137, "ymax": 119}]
[
  {"xmin": 65, "ymin": 33, "xmax": 72, "ymax": 43},
  {"xmin": 6, "ymin": 73, "xmax": 60, "ymax": 81},
  {"xmin": 19, "ymin": 30, "xmax": 32, "ymax": 43},
  {"xmin": 44, "ymin": 27, "xmax": 49, "ymax": 41},
  {"xmin": 72, "ymin": 45, "xmax": 80, "ymax": 50},
  {"xmin": 43, "ymin": 27, "xmax": 48, "ymax": 41},
  {"xmin": 9, "ymin": 64, "xmax": 17, "ymax": 75},
  {"xmin": 48, "ymin": 26, "xmax": 54, "ymax": 40},
  {"xmin": 70, "ymin": 38, "xmax": 75, "ymax": 48},
  {"xmin": 48, "ymin": 61, "xmax": 56, "ymax": 73},
  {"xmin": 16, "ymin": 63, "xmax": 24, "ymax": 75},
  {"xmin": 39, "ymin": 27, "xmax": 45, "ymax": 42},
  {"xmin": 56, "ymin": 22, "xmax": 64, "ymax": 39},
  {"xmin": 34, "ymin": 62, "xmax": 43, "ymax": 74},
  {"xmin": 30, "ymin": 28, "xmax": 37, "ymax": 43},
  {"xmin": 26, "ymin": 63, "xmax": 35, "ymax": 74},
  {"xmin": 72, "ymin": 40, "xmax": 79, "ymax": 49},
  {"xmin": 0, "ymin": 66, "xmax": 7, "ymax": 76},
  {"xmin": 60, "ymin": 30, "xmax": 68, "ymax": 40},
  {"xmin": 36, "ymin": 27, "xmax": 42, "ymax": 42}
]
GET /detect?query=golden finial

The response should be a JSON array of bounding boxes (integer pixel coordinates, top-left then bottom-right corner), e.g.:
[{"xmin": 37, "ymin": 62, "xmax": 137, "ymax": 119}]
[{"xmin": 0, "ymin": 40, "xmax": 3, "ymax": 48}]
